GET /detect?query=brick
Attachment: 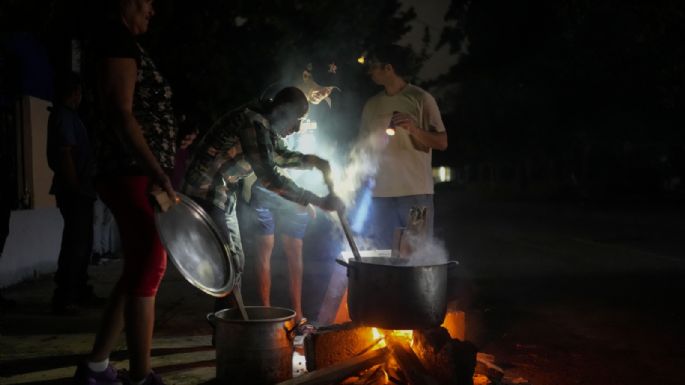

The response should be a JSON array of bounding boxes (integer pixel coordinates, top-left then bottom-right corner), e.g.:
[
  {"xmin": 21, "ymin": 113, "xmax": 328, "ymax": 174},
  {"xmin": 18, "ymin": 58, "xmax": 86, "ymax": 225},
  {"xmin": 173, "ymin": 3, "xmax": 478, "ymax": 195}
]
[{"xmin": 303, "ymin": 323, "xmax": 376, "ymax": 371}]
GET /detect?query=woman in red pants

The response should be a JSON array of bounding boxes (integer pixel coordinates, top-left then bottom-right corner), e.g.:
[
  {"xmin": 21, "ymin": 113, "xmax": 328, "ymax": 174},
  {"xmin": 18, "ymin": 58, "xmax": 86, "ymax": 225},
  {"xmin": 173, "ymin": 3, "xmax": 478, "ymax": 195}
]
[{"xmin": 74, "ymin": 1, "xmax": 178, "ymax": 384}]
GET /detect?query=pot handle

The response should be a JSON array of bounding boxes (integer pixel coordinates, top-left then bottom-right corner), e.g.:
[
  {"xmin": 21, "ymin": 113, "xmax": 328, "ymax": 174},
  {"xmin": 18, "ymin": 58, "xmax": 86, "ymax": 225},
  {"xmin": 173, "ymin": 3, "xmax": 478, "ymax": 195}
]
[
  {"xmin": 206, "ymin": 312, "xmax": 217, "ymax": 329},
  {"xmin": 284, "ymin": 319, "xmax": 303, "ymax": 341},
  {"xmin": 447, "ymin": 260, "xmax": 459, "ymax": 269},
  {"xmin": 335, "ymin": 258, "xmax": 350, "ymax": 268}
]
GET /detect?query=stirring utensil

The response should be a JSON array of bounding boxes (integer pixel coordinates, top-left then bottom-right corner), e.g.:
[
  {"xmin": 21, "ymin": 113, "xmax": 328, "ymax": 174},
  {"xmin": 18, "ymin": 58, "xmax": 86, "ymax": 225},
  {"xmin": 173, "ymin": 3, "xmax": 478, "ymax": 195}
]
[
  {"xmin": 337, "ymin": 209, "xmax": 362, "ymax": 262},
  {"xmin": 324, "ymin": 177, "xmax": 362, "ymax": 262},
  {"xmin": 232, "ymin": 285, "xmax": 249, "ymax": 321}
]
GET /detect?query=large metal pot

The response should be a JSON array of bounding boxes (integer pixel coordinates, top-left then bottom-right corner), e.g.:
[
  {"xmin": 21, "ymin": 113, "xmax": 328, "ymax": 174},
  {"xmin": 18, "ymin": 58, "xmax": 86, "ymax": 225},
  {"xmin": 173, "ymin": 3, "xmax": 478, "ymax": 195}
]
[
  {"xmin": 207, "ymin": 306, "xmax": 296, "ymax": 384},
  {"xmin": 339, "ymin": 257, "xmax": 458, "ymax": 330}
]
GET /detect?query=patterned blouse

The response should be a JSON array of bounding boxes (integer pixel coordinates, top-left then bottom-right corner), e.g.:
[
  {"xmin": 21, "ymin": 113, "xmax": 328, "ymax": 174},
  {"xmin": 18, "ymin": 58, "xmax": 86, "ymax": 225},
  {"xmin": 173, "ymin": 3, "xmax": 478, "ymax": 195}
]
[{"xmin": 94, "ymin": 22, "xmax": 177, "ymax": 175}]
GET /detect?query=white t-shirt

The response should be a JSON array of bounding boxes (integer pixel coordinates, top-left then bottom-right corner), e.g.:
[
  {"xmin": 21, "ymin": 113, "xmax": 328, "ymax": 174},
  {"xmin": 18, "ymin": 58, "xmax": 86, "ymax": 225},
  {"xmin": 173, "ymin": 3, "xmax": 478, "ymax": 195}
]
[{"xmin": 360, "ymin": 84, "xmax": 446, "ymax": 197}]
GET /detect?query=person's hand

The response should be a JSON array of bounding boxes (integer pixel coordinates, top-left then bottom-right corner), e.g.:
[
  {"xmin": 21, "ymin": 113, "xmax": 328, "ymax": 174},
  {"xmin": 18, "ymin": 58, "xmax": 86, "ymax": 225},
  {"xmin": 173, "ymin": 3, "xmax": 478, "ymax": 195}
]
[
  {"xmin": 151, "ymin": 170, "xmax": 179, "ymax": 205},
  {"xmin": 310, "ymin": 156, "xmax": 332, "ymax": 180},
  {"xmin": 179, "ymin": 130, "xmax": 198, "ymax": 150},
  {"xmin": 391, "ymin": 112, "xmax": 418, "ymax": 135},
  {"xmin": 318, "ymin": 193, "xmax": 345, "ymax": 213}
]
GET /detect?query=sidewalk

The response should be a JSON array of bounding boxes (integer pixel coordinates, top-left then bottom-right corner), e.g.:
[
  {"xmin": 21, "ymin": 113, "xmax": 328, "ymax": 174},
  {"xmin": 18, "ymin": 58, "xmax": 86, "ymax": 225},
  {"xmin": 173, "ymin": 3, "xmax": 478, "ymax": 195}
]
[{"xmin": 1, "ymin": 260, "xmax": 224, "ymax": 384}]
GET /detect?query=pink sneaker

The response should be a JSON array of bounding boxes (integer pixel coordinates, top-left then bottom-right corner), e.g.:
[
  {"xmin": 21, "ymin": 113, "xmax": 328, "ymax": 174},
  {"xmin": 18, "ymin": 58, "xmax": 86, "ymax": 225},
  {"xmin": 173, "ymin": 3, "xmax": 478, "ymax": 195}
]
[
  {"xmin": 140, "ymin": 371, "xmax": 166, "ymax": 385},
  {"xmin": 73, "ymin": 363, "xmax": 122, "ymax": 385},
  {"xmin": 122, "ymin": 371, "xmax": 166, "ymax": 385}
]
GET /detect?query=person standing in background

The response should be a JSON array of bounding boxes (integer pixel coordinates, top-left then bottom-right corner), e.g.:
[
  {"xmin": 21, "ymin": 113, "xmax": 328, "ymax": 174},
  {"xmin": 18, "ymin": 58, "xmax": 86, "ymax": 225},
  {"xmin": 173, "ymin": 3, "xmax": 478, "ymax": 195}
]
[
  {"xmin": 359, "ymin": 44, "xmax": 448, "ymax": 249},
  {"xmin": 170, "ymin": 114, "xmax": 198, "ymax": 189},
  {"xmin": 46, "ymin": 72, "xmax": 102, "ymax": 315},
  {"xmin": 91, "ymin": 197, "xmax": 120, "ymax": 264}
]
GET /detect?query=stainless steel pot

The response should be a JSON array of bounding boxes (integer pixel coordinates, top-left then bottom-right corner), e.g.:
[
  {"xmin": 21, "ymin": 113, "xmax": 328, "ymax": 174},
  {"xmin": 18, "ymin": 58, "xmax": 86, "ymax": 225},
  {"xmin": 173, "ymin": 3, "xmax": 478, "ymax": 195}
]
[
  {"xmin": 207, "ymin": 306, "xmax": 296, "ymax": 384},
  {"xmin": 338, "ymin": 257, "xmax": 458, "ymax": 330}
]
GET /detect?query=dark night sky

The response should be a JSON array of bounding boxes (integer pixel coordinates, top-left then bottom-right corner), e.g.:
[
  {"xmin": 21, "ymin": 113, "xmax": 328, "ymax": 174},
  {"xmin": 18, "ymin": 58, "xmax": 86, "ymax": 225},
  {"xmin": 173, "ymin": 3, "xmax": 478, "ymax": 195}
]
[
  {"xmin": 1, "ymin": 0, "xmax": 683, "ymax": 202},
  {"xmin": 400, "ymin": 0, "xmax": 459, "ymax": 81}
]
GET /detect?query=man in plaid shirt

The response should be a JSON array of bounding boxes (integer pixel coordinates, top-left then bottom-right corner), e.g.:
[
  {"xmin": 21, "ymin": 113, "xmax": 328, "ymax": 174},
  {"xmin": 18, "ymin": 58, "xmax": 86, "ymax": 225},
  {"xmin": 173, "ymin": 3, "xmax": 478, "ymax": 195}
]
[{"xmin": 182, "ymin": 87, "xmax": 343, "ymax": 309}]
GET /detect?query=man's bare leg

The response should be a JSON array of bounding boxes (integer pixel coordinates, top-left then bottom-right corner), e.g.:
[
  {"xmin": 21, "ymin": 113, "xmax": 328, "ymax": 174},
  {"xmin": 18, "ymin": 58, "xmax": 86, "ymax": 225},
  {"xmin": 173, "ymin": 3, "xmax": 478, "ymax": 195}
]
[
  {"xmin": 282, "ymin": 234, "xmax": 304, "ymax": 323},
  {"xmin": 255, "ymin": 234, "xmax": 275, "ymax": 307}
]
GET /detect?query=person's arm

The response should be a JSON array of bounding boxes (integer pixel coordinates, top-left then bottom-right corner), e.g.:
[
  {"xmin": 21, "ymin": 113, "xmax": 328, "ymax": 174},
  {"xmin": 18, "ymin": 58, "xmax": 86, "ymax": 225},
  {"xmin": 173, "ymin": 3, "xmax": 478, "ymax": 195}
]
[
  {"xmin": 99, "ymin": 57, "xmax": 177, "ymax": 201},
  {"xmin": 57, "ymin": 146, "xmax": 81, "ymax": 192},
  {"xmin": 272, "ymin": 136, "xmax": 308, "ymax": 169},
  {"xmin": 272, "ymin": 137, "xmax": 332, "ymax": 178},
  {"xmin": 52, "ymin": 113, "xmax": 82, "ymax": 193},
  {"xmin": 239, "ymin": 121, "xmax": 342, "ymax": 211},
  {"xmin": 393, "ymin": 94, "xmax": 448, "ymax": 151}
]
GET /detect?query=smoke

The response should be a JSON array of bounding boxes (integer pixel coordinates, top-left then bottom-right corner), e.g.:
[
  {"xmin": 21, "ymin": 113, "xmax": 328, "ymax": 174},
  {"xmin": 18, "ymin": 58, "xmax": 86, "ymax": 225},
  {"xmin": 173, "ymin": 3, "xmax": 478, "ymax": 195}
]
[
  {"xmin": 329, "ymin": 133, "xmax": 382, "ymax": 205},
  {"xmin": 285, "ymin": 118, "xmax": 384, "ymax": 206},
  {"xmin": 402, "ymin": 232, "xmax": 450, "ymax": 266}
]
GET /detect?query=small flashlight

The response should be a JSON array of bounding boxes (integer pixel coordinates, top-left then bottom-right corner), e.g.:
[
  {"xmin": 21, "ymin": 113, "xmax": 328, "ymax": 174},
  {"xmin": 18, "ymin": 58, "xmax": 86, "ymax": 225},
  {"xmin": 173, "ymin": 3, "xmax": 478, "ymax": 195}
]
[{"xmin": 386, "ymin": 110, "xmax": 400, "ymax": 136}]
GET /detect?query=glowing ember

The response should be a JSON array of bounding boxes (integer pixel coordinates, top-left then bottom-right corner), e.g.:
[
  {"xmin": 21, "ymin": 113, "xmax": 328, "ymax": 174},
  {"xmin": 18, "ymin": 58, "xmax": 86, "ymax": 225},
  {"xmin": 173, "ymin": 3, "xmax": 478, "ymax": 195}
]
[
  {"xmin": 371, "ymin": 327, "xmax": 383, "ymax": 342},
  {"xmin": 371, "ymin": 327, "xmax": 414, "ymax": 348},
  {"xmin": 385, "ymin": 128, "xmax": 396, "ymax": 136}
]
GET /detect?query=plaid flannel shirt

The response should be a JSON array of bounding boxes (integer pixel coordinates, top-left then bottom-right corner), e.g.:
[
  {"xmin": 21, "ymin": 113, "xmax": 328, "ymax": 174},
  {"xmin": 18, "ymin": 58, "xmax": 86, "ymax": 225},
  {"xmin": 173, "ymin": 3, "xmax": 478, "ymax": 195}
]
[{"xmin": 182, "ymin": 102, "xmax": 319, "ymax": 210}]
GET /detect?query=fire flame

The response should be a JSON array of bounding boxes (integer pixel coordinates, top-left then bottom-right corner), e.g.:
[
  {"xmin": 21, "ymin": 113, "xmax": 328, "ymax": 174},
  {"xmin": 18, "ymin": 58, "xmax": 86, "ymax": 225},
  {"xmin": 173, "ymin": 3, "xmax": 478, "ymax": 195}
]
[{"xmin": 371, "ymin": 327, "xmax": 414, "ymax": 348}]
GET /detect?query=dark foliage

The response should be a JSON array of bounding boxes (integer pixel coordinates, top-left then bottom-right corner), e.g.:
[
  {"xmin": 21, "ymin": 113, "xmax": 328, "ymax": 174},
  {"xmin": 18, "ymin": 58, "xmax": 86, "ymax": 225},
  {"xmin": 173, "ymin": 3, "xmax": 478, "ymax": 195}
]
[
  {"xmin": 143, "ymin": 0, "xmax": 416, "ymax": 136},
  {"xmin": 436, "ymin": 0, "xmax": 685, "ymax": 199}
]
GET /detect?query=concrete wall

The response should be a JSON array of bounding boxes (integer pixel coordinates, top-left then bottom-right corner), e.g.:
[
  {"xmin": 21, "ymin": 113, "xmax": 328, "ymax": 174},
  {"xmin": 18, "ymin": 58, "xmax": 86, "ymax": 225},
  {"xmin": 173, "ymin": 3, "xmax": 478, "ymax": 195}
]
[
  {"xmin": 22, "ymin": 95, "xmax": 55, "ymax": 209},
  {"xmin": 0, "ymin": 95, "xmax": 61, "ymax": 288},
  {"xmin": 0, "ymin": 208, "xmax": 62, "ymax": 287}
]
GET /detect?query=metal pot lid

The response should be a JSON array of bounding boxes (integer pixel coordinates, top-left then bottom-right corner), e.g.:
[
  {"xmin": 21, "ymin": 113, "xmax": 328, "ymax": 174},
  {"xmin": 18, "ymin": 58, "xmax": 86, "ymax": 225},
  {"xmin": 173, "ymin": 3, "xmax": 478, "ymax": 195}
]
[{"xmin": 154, "ymin": 193, "xmax": 235, "ymax": 297}]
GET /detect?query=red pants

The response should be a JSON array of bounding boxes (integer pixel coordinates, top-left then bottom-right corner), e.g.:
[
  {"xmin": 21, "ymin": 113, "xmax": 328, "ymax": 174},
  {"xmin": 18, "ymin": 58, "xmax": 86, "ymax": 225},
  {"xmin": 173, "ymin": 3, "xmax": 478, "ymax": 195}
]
[{"xmin": 97, "ymin": 176, "xmax": 167, "ymax": 297}]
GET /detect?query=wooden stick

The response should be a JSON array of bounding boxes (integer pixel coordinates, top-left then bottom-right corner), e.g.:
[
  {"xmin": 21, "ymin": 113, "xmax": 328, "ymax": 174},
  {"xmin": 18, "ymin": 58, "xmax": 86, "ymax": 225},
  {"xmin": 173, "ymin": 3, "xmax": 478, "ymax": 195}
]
[
  {"xmin": 337, "ymin": 209, "xmax": 362, "ymax": 262},
  {"xmin": 276, "ymin": 347, "xmax": 388, "ymax": 385}
]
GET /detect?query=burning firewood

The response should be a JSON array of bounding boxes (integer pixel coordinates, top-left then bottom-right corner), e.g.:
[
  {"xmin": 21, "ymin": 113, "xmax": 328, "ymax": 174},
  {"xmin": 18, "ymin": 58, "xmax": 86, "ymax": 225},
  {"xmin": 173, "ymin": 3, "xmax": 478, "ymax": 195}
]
[
  {"xmin": 277, "ymin": 347, "xmax": 389, "ymax": 385},
  {"xmin": 339, "ymin": 364, "xmax": 387, "ymax": 385},
  {"xmin": 412, "ymin": 328, "xmax": 477, "ymax": 385},
  {"xmin": 385, "ymin": 336, "xmax": 439, "ymax": 385}
]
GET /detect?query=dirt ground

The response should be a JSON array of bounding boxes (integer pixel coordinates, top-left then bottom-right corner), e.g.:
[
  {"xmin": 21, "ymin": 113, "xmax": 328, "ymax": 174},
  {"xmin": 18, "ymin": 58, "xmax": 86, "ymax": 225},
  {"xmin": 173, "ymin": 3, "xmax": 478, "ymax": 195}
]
[
  {"xmin": 438, "ymin": 189, "xmax": 685, "ymax": 385},
  {"xmin": 1, "ymin": 187, "xmax": 684, "ymax": 384}
]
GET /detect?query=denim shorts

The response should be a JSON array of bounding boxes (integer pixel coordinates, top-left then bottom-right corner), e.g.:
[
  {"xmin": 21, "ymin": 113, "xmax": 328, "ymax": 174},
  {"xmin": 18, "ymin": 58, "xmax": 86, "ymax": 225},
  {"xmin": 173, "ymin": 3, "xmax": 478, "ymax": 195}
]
[{"xmin": 249, "ymin": 186, "xmax": 310, "ymax": 239}]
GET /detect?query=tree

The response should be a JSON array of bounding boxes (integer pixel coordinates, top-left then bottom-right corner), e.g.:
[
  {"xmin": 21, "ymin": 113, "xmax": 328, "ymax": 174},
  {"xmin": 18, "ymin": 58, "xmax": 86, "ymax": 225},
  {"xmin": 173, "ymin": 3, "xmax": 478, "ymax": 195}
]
[
  {"xmin": 436, "ymin": 0, "xmax": 685, "ymax": 198},
  {"xmin": 144, "ymin": 0, "xmax": 416, "ymax": 136}
]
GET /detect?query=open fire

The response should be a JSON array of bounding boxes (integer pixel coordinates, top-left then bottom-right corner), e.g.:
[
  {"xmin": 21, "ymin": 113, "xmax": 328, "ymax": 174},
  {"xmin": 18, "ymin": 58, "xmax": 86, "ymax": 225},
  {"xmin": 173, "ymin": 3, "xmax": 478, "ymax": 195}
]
[
  {"xmin": 371, "ymin": 328, "xmax": 413, "ymax": 348},
  {"xmin": 284, "ymin": 307, "xmax": 475, "ymax": 385}
]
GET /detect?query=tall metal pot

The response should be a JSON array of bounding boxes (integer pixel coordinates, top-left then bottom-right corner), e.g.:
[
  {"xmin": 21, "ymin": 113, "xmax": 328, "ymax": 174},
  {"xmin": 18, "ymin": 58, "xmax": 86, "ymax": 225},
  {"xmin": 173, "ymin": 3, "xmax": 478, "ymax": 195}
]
[
  {"xmin": 207, "ymin": 306, "xmax": 296, "ymax": 384},
  {"xmin": 340, "ymin": 257, "xmax": 458, "ymax": 330}
]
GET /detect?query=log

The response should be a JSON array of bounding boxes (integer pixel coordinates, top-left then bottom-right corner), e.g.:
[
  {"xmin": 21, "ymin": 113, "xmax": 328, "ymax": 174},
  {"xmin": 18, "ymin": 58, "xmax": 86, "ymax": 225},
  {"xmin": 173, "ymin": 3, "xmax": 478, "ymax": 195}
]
[
  {"xmin": 412, "ymin": 328, "xmax": 477, "ymax": 385},
  {"xmin": 386, "ymin": 336, "xmax": 438, "ymax": 385},
  {"xmin": 276, "ymin": 347, "xmax": 389, "ymax": 385}
]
